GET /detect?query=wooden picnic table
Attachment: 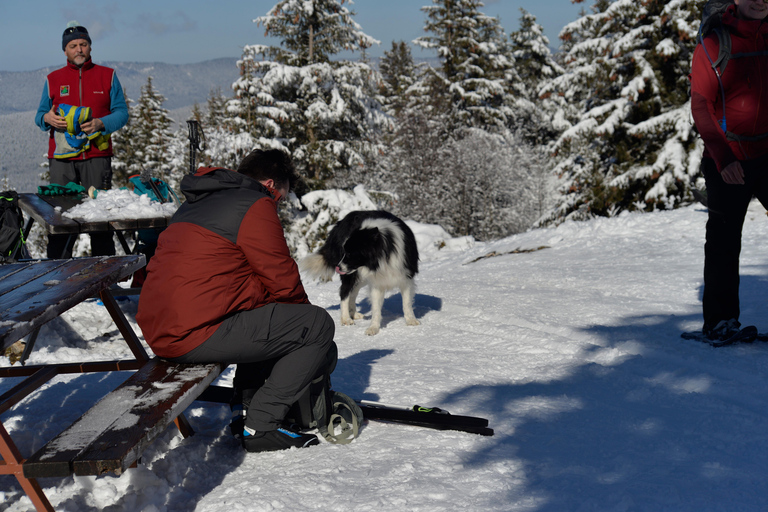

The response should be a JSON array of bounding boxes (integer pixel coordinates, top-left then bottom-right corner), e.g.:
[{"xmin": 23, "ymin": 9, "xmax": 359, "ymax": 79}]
[
  {"xmin": 17, "ymin": 192, "xmax": 174, "ymax": 256},
  {"xmin": 0, "ymin": 256, "xmax": 147, "ymax": 359},
  {"xmin": 0, "ymin": 256, "xmax": 227, "ymax": 512},
  {"xmin": 0, "ymin": 256, "xmax": 147, "ymax": 510}
]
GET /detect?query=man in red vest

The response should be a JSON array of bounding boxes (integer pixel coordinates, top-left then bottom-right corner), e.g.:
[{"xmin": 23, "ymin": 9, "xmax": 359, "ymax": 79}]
[{"xmin": 34, "ymin": 22, "xmax": 128, "ymax": 258}]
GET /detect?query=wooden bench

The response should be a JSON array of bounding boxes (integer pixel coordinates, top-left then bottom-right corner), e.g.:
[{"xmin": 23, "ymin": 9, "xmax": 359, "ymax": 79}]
[
  {"xmin": 0, "ymin": 256, "xmax": 231, "ymax": 511},
  {"xmin": 22, "ymin": 358, "xmax": 226, "ymax": 479}
]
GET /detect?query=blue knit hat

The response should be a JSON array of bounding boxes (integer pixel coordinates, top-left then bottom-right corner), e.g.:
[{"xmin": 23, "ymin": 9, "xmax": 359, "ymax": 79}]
[{"xmin": 62, "ymin": 21, "xmax": 91, "ymax": 50}]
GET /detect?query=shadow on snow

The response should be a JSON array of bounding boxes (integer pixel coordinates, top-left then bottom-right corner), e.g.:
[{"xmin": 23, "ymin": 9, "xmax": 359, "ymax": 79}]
[{"xmin": 438, "ymin": 274, "xmax": 768, "ymax": 511}]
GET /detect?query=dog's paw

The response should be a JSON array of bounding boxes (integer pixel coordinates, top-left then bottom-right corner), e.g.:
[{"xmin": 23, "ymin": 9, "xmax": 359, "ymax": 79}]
[
  {"xmin": 353, "ymin": 312, "xmax": 364, "ymax": 320},
  {"xmin": 341, "ymin": 318, "xmax": 356, "ymax": 326},
  {"xmin": 365, "ymin": 325, "xmax": 380, "ymax": 336},
  {"xmin": 406, "ymin": 318, "xmax": 421, "ymax": 326}
]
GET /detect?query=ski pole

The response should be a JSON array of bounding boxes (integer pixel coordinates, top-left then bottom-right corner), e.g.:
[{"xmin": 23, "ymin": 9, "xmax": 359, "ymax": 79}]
[
  {"xmin": 186, "ymin": 119, "xmax": 205, "ymax": 175},
  {"xmin": 355, "ymin": 399, "xmax": 450, "ymax": 414},
  {"xmin": 140, "ymin": 168, "xmax": 166, "ymax": 204}
]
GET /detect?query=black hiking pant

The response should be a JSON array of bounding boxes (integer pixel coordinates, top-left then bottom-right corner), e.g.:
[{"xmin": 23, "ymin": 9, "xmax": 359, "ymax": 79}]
[
  {"xmin": 702, "ymin": 156, "xmax": 768, "ymax": 330},
  {"xmin": 167, "ymin": 303, "xmax": 336, "ymax": 432},
  {"xmin": 48, "ymin": 157, "xmax": 115, "ymax": 258}
]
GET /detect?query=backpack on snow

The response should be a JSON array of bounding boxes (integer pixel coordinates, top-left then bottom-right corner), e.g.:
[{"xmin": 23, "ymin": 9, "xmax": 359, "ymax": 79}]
[
  {"xmin": 285, "ymin": 357, "xmax": 364, "ymax": 445},
  {"xmin": 231, "ymin": 343, "xmax": 364, "ymax": 445},
  {"xmin": 696, "ymin": 0, "xmax": 768, "ymax": 139},
  {"xmin": 0, "ymin": 191, "xmax": 26, "ymax": 262}
]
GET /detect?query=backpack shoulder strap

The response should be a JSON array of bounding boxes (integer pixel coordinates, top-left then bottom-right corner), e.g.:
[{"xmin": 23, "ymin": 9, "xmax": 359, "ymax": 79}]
[
  {"xmin": 321, "ymin": 391, "xmax": 363, "ymax": 445},
  {"xmin": 713, "ymin": 27, "xmax": 731, "ymax": 74},
  {"xmin": 698, "ymin": 26, "xmax": 729, "ymax": 132},
  {"xmin": 698, "ymin": 0, "xmax": 734, "ymax": 72}
]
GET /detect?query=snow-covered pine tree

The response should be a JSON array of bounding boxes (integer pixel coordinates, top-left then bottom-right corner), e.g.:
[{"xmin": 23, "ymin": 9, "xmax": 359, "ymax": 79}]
[
  {"xmin": 379, "ymin": 41, "xmax": 419, "ymax": 119},
  {"xmin": 508, "ymin": 9, "xmax": 565, "ymax": 145},
  {"xmin": 229, "ymin": 0, "xmax": 388, "ymax": 192},
  {"xmin": 184, "ymin": 87, "xmax": 253, "ymax": 172},
  {"xmin": 110, "ymin": 90, "xmax": 135, "ymax": 187},
  {"xmin": 370, "ymin": 0, "xmax": 549, "ymax": 239},
  {"xmin": 205, "ymin": 88, "xmax": 228, "ymax": 133},
  {"xmin": 539, "ymin": 0, "xmax": 702, "ymax": 222},
  {"xmin": 112, "ymin": 76, "xmax": 177, "ymax": 188},
  {"xmin": 414, "ymin": 0, "xmax": 516, "ymax": 133},
  {"xmin": 509, "ymin": 9, "xmax": 563, "ymax": 102}
]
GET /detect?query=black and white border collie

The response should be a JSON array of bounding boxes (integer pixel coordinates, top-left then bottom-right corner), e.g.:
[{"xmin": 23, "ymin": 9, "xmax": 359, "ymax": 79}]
[{"xmin": 300, "ymin": 210, "xmax": 420, "ymax": 335}]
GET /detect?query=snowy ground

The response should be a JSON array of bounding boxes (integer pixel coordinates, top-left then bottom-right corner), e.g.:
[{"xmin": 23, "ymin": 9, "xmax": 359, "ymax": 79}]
[{"xmin": 2, "ymin": 201, "xmax": 768, "ymax": 511}]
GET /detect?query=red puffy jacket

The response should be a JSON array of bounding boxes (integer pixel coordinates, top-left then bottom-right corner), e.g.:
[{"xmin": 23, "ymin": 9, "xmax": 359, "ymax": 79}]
[
  {"xmin": 136, "ymin": 167, "xmax": 309, "ymax": 358},
  {"xmin": 690, "ymin": 5, "xmax": 768, "ymax": 171}
]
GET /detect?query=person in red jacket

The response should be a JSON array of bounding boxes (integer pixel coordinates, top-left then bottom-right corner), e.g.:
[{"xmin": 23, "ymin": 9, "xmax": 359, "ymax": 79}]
[
  {"xmin": 34, "ymin": 22, "xmax": 128, "ymax": 258},
  {"xmin": 137, "ymin": 149, "xmax": 335, "ymax": 453},
  {"xmin": 689, "ymin": 0, "xmax": 768, "ymax": 340}
]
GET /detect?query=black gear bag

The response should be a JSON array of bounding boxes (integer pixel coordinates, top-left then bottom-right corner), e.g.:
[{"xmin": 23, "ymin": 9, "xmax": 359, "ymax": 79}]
[
  {"xmin": 231, "ymin": 342, "xmax": 363, "ymax": 444},
  {"xmin": 0, "ymin": 191, "xmax": 25, "ymax": 262}
]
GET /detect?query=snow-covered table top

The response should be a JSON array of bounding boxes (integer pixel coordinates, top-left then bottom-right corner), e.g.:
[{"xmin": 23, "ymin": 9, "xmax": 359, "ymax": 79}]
[{"xmin": 18, "ymin": 191, "xmax": 178, "ymax": 234}]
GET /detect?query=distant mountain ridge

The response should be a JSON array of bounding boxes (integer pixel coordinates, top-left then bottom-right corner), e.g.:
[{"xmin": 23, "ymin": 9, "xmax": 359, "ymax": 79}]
[{"xmin": 0, "ymin": 57, "xmax": 240, "ymax": 115}]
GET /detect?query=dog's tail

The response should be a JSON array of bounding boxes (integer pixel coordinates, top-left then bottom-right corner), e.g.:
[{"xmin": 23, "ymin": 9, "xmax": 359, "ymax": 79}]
[{"xmin": 299, "ymin": 253, "xmax": 336, "ymax": 282}]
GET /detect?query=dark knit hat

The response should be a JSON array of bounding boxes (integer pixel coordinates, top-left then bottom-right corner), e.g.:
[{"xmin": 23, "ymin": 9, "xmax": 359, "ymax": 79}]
[{"xmin": 62, "ymin": 23, "xmax": 91, "ymax": 51}]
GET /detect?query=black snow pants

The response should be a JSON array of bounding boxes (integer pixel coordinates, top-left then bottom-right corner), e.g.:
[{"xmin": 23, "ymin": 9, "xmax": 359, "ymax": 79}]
[
  {"xmin": 47, "ymin": 157, "xmax": 115, "ymax": 258},
  {"xmin": 702, "ymin": 155, "xmax": 768, "ymax": 330},
  {"xmin": 167, "ymin": 302, "xmax": 335, "ymax": 431}
]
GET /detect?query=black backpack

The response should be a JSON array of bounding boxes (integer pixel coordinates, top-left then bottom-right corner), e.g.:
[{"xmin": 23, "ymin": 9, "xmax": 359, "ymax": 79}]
[
  {"xmin": 698, "ymin": 0, "xmax": 734, "ymax": 74},
  {"xmin": 0, "ymin": 191, "xmax": 25, "ymax": 262},
  {"xmin": 231, "ymin": 342, "xmax": 363, "ymax": 444},
  {"xmin": 285, "ymin": 361, "xmax": 364, "ymax": 444}
]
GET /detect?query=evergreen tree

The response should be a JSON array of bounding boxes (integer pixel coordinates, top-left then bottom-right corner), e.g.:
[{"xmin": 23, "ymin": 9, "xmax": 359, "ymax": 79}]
[
  {"xmin": 256, "ymin": 0, "xmax": 378, "ymax": 66},
  {"xmin": 539, "ymin": 0, "xmax": 702, "ymax": 222},
  {"xmin": 111, "ymin": 90, "xmax": 135, "ymax": 187},
  {"xmin": 508, "ymin": 9, "xmax": 565, "ymax": 144},
  {"xmin": 112, "ymin": 76, "xmax": 177, "ymax": 187},
  {"xmin": 379, "ymin": 41, "xmax": 418, "ymax": 118},
  {"xmin": 205, "ymin": 87, "xmax": 228, "ymax": 131},
  {"xmin": 509, "ymin": 9, "xmax": 563, "ymax": 102},
  {"xmin": 414, "ymin": 0, "xmax": 516, "ymax": 132},
  {"xmin": 229, "ymin": 0, "xmax": 388, "ymax": 192}
]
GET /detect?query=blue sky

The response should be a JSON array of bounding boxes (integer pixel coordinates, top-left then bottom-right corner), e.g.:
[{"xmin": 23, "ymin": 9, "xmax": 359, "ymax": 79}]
[{"xmin": 2, "ymin": 0, "xmax": 587, "ymax": 72}]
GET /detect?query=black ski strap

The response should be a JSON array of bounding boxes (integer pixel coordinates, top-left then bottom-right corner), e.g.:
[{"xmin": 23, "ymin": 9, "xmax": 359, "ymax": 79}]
[
  {"xmin": 731, "ymin": 50, "xmax": 768, "ymax": 60},
  {"xmin": 725, "ymin": 130, "xmax": 768, "ymax": 142}
]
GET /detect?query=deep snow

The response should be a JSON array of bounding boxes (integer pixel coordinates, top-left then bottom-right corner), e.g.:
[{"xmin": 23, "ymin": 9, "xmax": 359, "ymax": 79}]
[{"xmin": 2, "ymin": 200, "xmax": 768, "ymax": 511}]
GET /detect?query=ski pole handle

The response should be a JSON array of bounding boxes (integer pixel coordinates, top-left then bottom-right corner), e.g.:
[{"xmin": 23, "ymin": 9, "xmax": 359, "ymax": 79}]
[
  {"xmin": 413, "ymin": 405, "xmax": 450, "ymax": 415},
  {"xmin": 186, "ymin": 119, "xmax": 204, "ymax": 175},
  {"xmin": 355, "ymin": 399, "xmax": 451, "ymax": 415}
]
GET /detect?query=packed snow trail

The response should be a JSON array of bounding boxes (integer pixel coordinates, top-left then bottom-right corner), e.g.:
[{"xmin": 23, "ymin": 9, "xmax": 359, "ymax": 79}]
[{"xmin": 2, "ymin": 202, "xmax": 768, "ymax": 511}]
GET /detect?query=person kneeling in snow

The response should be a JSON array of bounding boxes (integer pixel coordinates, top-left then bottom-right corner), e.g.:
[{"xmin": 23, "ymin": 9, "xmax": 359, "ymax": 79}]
[{"xmin": 136, "ymin": 149, "xmax": 335, "ymax": 452}]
